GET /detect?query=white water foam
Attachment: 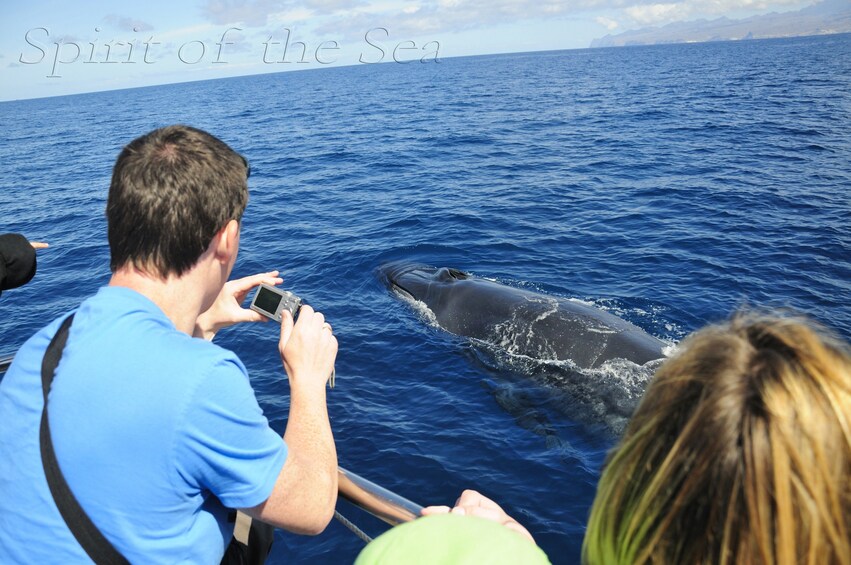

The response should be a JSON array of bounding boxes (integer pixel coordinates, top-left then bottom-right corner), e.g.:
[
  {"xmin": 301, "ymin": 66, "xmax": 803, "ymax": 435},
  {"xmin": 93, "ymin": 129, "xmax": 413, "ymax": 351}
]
[{"xmin": 393, "ymin": 288, "xmax": 438, "ymax": 327}]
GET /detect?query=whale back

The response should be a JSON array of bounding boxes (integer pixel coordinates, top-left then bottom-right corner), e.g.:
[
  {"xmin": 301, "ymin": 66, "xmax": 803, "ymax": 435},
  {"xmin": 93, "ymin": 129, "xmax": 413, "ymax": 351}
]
[{"xmin": 419, "ymin": 275, "xmax": 665, "ymax": 369}]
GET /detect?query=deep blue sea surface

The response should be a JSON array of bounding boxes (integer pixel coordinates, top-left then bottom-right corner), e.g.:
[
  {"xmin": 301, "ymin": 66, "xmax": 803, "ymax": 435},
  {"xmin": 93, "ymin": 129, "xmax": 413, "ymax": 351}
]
[{"xmin": 1, "ymin": 34, "xmax": 850, "ymax": 563}]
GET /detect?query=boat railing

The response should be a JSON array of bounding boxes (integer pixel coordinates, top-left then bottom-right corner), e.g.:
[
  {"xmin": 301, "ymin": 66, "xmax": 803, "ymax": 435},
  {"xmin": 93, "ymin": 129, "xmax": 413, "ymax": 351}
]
[
  {"xmin": 337, "ymin": 467, "xmax": 422, "ymax": 527},
  {"xmin": 0, "ymin": 352, "xmax": 422, "ymax": 542}
]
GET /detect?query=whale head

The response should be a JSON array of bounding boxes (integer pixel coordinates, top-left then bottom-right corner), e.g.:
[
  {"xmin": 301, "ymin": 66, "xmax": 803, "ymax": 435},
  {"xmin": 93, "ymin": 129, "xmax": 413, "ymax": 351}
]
[{"xmin": 379, "ymin": 262, "xmax": 470, "ymax": 303}]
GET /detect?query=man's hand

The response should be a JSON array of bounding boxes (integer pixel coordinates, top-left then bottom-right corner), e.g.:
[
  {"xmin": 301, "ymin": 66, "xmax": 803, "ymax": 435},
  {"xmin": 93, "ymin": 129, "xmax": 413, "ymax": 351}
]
[
  {"xmin": 278, "ymin": 305, "xmax": 337, "ymax": 390},
  {"xmin": 194, "ymin": 271, "xmax": 283, "ymax": 340}
]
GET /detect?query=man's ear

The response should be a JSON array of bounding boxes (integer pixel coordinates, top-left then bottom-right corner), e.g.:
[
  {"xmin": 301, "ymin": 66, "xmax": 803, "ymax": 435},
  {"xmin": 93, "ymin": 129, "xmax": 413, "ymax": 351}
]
[{"xmin": 214, "ymin": 220, "xmax": 240, "ymax": 264}]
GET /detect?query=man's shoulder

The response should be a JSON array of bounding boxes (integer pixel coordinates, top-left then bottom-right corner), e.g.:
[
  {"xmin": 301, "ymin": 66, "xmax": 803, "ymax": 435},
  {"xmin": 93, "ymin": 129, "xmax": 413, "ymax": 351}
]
[
  {"xmin": 29, "ymin": 287, "xmax": 248, "ymax": 387},
  {"xmin": 4, "ymin": 314, "xmax": 68, "ymax": 379},
  {"xmin": 5, "ymin": 287, "xmax": 249, "ymax": 391},
  {"xmin": 80, "ymin": 287, "xmax": 246, "ymax": 373}
]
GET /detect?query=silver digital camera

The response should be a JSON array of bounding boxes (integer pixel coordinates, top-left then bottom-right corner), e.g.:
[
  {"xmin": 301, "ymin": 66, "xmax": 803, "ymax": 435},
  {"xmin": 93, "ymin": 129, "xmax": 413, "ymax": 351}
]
[{"xmin": 249, "ymin": 284, "xmax": 302, "ymax": 322}]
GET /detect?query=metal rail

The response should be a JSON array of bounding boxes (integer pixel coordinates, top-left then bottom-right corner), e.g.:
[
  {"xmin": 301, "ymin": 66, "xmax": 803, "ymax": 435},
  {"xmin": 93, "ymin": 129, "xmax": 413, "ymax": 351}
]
[{"xmin": 337, "ymin": 467, "xmax": 423, "ymax": 526}]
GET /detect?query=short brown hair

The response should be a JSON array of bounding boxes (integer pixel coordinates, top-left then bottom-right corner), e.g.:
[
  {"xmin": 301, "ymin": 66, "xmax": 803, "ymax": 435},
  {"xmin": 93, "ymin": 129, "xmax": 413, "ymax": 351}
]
[
  {"xmin": 107, "ymin": 125, "xmax": 249, "ymax": 277},
  {"xmin": 584, "ymin": 310, "xmax": 851, "ymax": 564}
]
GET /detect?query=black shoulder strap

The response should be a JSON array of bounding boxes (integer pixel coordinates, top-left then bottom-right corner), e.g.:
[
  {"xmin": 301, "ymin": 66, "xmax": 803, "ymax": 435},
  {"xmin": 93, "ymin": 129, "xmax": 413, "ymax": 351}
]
[{"xmin": 39, "ymin": 314, "xmax": 130, "ymax": 565}]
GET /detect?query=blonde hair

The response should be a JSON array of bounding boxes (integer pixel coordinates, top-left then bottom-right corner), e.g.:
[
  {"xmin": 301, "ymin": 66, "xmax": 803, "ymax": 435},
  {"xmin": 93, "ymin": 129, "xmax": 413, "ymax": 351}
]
[{"xmin": 583, "ymin": 311, "xmax": 851, "ymax": 565}]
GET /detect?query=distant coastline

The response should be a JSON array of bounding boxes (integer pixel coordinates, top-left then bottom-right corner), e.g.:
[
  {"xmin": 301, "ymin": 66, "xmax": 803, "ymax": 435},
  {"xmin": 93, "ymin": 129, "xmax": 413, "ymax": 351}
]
[{"xmin": 590, "ymin": 0, "xmax": 851, "ymax": 48}]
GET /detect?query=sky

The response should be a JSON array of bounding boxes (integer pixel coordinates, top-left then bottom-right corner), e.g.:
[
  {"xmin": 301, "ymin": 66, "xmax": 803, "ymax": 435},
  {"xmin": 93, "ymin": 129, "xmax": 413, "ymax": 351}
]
[{"xmin": 1, "ymin": 0, "xmax": 816, "ymax": 101}]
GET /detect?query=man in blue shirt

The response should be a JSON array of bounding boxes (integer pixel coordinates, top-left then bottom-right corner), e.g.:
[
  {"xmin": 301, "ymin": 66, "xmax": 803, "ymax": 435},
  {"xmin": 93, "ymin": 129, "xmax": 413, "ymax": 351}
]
[{"xmin": 0, "ymin": 125, "xmax": 338, "ymax": 563}]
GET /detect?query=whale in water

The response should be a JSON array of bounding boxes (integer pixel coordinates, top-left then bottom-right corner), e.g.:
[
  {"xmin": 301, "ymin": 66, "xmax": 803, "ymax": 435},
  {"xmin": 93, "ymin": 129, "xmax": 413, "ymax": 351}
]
[{"xmin": 380, "ymin": 262, "xmax": 667, "ymax": 369}]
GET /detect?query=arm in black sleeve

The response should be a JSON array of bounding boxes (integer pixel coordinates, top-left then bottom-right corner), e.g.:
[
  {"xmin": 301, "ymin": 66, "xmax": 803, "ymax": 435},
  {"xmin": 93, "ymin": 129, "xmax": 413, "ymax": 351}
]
[{"xmin": 0, "ymin": 233, "xmax": 37, "ymax": 295}]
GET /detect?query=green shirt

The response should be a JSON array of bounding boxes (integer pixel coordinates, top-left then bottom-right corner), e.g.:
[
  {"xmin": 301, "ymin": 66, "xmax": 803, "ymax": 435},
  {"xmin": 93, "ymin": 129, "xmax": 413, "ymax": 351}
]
[{"xmin": 356, "ymin": 513, "xmax": 552, "ymax": 564}]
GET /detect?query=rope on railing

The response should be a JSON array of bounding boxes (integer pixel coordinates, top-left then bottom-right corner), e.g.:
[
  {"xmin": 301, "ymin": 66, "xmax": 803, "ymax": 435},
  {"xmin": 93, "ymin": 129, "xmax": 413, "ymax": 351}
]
[
  {"xmin": 334, "ymin": 510, "xmax": 373, "ymax": 544},
  {"xmin": 334, "ymin": 467, "xmax": 423, "ymax": 545}
]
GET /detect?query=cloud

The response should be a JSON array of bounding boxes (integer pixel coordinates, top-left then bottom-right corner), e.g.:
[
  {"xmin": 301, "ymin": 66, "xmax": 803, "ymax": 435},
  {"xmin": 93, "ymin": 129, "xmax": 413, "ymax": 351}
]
[
  {"xmin": 154, "ymin": 23, "xmax": 219, "ymax": 42},
  {"xmin": 200, "ymin": 0, "xmax": 378, "ymax": 27},
  {"xmin": 596, "ymin": 15, "xmax": 620, "ymax": 29},
  {"xmin": 308, "ymin": 0, "xmax": 588, "ymax": 39},
  {"xmin": 202, "ymin": 0, "xmax": 298, "ymax": 26},
  {"xmin": 620, "ymin": 0, "xmax": 807, "ymax": 26},
  {"xmin": 199, "ymin": 0, "xmax": 814, "ymax": 37},
  {"xmin": 306, "ymin": 0, "xmax": 365, "ymax": 10},
  {"xmin": 201, "ymin": 0, "xmax": 605, "ymax": 31},
  {"xmin": 104, "ymin": 15, "xmax": 155, "ymax": 32},
  {"xmin": 625, "ymin": 3, "xmax": 690, "ymax": 25},
  {"xmin": 267, "ymin": 7, "xmax": 316, "ymax": 25}
]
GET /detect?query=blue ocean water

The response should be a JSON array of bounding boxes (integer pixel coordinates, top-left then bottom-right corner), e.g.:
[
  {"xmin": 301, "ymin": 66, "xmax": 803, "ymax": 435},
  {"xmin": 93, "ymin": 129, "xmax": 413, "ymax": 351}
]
[{"xmin": 1, "ymin": 33, "xmax": 850, "ymax": 563}]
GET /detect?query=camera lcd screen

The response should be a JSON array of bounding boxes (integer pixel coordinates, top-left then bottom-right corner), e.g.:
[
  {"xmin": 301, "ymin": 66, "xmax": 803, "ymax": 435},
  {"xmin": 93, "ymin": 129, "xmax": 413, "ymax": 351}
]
[{"xmin": 254, "ymin": 286, "xmax": 283, "ymax": 316}]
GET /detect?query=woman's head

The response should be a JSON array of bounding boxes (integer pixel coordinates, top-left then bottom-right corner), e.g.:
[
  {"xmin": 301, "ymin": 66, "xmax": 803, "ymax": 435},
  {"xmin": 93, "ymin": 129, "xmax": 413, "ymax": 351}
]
[{"xmin": 584, "ymin": 310, "xmax": 851, "ymax": 565}]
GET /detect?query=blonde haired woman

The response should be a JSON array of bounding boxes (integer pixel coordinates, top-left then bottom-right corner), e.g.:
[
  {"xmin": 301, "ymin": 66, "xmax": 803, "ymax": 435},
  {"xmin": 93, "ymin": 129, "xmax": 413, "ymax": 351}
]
[
  {"xmin": 584, "ymin": 311, "xmax": 851, "ymax": 564},
  {"xmin": 358, "ymin": 311, "xmax": 850, "ymax": 564}
]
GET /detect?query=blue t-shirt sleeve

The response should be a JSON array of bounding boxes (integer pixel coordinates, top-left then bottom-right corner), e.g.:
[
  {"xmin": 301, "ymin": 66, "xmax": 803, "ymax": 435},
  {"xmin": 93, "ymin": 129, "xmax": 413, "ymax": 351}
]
[{"xmin": 173, "ymin": 356, "xmax": 287, "ymax": 509}]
